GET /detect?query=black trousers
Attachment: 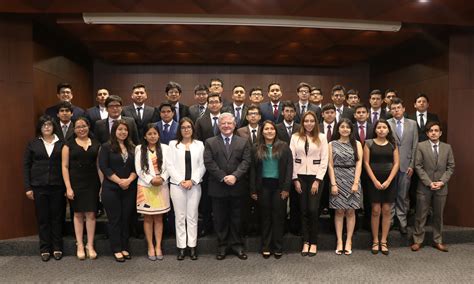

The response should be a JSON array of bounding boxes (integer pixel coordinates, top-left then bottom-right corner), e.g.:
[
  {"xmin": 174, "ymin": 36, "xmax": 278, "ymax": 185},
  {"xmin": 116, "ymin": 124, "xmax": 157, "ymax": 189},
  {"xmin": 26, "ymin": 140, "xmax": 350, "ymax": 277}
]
[
  {"xmin": 32, "ymin": 186, "xmax": 66, "ymax": 253},
  {"xmin": 212, "ymin": 196, "xmax": 243, "ymax": 252},
  {"xmin": 298, "ymin": 174, "xmax": 322, "ymax": 244},
  {"xmin": 259, "ymin": 178, "xmax": 287, "ymax": 253},
  {"xmin": 101, "ymin": 186, "xmax": 136, "ymax": 253},
  {"xmin": 289, "ymin": 181, "xmax": 301, "ymax": 234}
]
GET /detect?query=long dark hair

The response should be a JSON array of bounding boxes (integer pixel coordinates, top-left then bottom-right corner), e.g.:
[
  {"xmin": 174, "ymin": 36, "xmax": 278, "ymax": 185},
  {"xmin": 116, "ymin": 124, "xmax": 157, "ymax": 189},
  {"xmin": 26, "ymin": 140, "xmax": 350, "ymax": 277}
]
[
  {"xmin": 297, "ymin": 111, "xmax": 321, "ymax": 145},
  {"xmin": 110, "ymin": 119, "xmax": 135, "ymax": 153},
  {"xmin": 372, "ymin": 119, "xmax": 396, "ymax": 147},
  {"xmin": 140, "ymin": 123, "xmax": 162, "ymax": 174},
  {"xmin": 255, "ymin": 120, "xmax": 285, "ymax": 160},
  {"xmin": 175, "ymin": 117, "xmax": 196, "ymax": 147},
  {"xmin": 332, "ymin": 118, "xmax": 359, "ymax": 162}
]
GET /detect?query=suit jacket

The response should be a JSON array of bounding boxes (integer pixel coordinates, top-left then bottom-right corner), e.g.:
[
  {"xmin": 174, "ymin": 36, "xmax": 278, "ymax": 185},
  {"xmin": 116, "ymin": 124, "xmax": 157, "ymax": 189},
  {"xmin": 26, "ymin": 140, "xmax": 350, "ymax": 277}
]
[
  {"xmin": 276, "ymin": 122, "xmax": 301, "ymax": 143},
  {"xmin": 85, "ymin": 105, "xmax": 104, "ymax": 132},
  {"xmin": 45, "ymin": 104, "xmax": 85, "ymax": 122},
  {"xmin": 172, "ymin": 103, "xmax": 190, "ymax": 122},
  {"xmin": 388, "ymin": 117, "xmax": 418, "ymax": 172},
  {"xmin": 319, "ymin": 122, "xmax": 336, "ymax": 142},
  {"xmin": 368, "ymin": 108, "xmax": 388, "ymax": 124},
  {"xmin": 408, "ymin": 112, "xmax": 440, "ymax": 142},
  {"xmin": 289, "ymin": 132, "xmax": 329, "ymax": 180},
  {"xmin": 335, "ymin": 105, "xmax": 355, "ymax": 123},
  {"xmin": 23, "ymin": 137, "xmax": 64, "ymax": 190},
  {"xmin": 222, "ymin": 104, "xmax": 249, "ymax": 128},
  {"xmin": 94, "ymin": 116, "xmax": 140, "ymax": 145},
  {"xmin": 122, "ymin": 104, "xmax": 159, "ymax": 140},
  {"xmin": 415, "ymin": 140, "xmax": 455, "ymax": 194},
  {"xmin": 249, "ymin": 140, "xmax": 293, "ymax": 194},
  {"xmin": 155, "ymin": 120, "xmax": 178, "ymax": 145},
  {"xmin": 236, "ymin": 125, "xmax": 260, "ymax": 144},
  {"xmin": 188, "ymin": 104, "xmax": 207, "ymax": 123},
  {"xmin": 203, "ymin": 135, "xmax": 251, "ymax": 197},
  {"xmin": 98, "ymin": 142, "xmax": 137, "ymax": 191},
  {"xmin": 260, "ymin": 101, "xmax": 283, "ymax": 124},
  {"xmin": 353, "ymin": 121, "xmax": 374, "ymax": 143},
  {"xmin": 167, "ymin": 140, "xmax": 206, "ymax": 184},
  {"xmin": 195, "ymin": 111, "xmax": 220, "ymax": 143},
  {"xmin": 55, "ymin": 122, "xmax": 75, "ymax": 142},
  {"xmin": 294, "ymin": 102, "xmax": 322, "ymax": 124}
]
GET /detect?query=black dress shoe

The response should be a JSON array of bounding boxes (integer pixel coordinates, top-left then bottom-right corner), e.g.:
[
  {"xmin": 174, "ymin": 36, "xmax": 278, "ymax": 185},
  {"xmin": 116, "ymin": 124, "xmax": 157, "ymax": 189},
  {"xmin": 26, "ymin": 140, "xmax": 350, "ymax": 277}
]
[
  {"xmin": 216, "ymin": 253, "xmax": 225, "ymax": 260},
  {"xmin": 274, "ymin": 252, "xmax": 283, "ymax": 259},
  {"xmin": 177, "ymin": 248, "xmax": 186, "ymax": 261},
  {"xmin": 41, "ymin": 252, "xmax": 50, "ymax": 262},
  {"xmin": 262, "ymin": 251, "xmax": 271, "ymax": 259},
  {"xmin": 400, "ymin": 226, "xmax": 408, "ymax": 235},
  {"xmin": 53, "ymin": 251, "xmax": 63, "ymax": 260},
  {"xmin": 236, "ymin": 251, "xmax": 248, "ymax": 260},
  {"xmin": 189, "ymin": 247, "xmax": 198, "ymax": 260}
]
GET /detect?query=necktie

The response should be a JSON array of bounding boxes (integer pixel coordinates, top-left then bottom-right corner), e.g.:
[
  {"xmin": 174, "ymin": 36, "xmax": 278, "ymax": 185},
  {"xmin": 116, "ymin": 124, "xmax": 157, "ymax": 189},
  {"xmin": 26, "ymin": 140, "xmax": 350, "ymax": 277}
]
[
  {"xmin": 199, "ymin": 105, "xmax": 205, "ymax": 116},
  {"xmin": 327, "ymin": 124, "xmax": 332, "ymax": 141},
  {"xmin": 212, "ymin": 117, "xmax": 219, "ymax": 135},
  {"xmin": 174, "ymin": 106, "xmax": 179, "ymax": 122},
  {"xmin": 372, "ymin": 111, "xmax": 379, "ymax": 124},
  {"xmin": 337, "ymin": 108, "xmax": 342, "ymax": 121},
  {"xmin": 433, "ymin": 144, "xmax": 439, "ymax": 162},
  {"xmin": 287, "ymin": 126, "xmax": 292, "ymax": 138},
  {"xmin": 396, "ymin": 120, "xmax": 403, "ymax": 140},
  {"xmin": 235, "ymin": 107, "xmax": 242, "ymax": 126},
  {"xmin": 109, "ymin": 119, "xmax": 115, "ymax": 132},
  {"xmin": 62, "ymin": 125, "xmax": 68, "ymax": 137},
  {"xmin": 251, "ymin": 129, "xmax": 257, "ymax": 144},
  {"xmin": 224, "ymin": 137, "xmax": 231, "ymax": 155},
  {"xmin": 164, "ymin": 123, "xmax": 170, "ymax": 134},
  {"xmin": 419, "ymin": 113, "xmax": 425, "ymax": 129},
  {"xmin": 136, "ymin": 106, "xmax": 142, "ymax": 120},
  {"xmin": 359, "ymin": 125, "xmax": 365, "ymax": 144},
  {"xmin": 301, "ymin": 105, "xmax": 306, "ymax": 115},
  {"xmin": 273, "ymin": 104, "xmax": 279, "ymax": 120}
]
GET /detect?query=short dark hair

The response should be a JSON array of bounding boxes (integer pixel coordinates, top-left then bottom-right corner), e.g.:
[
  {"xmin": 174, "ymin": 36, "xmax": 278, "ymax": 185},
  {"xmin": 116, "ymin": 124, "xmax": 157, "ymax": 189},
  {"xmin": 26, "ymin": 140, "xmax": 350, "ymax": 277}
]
[
  {"xmin": 194, "ymin": 84, "xmax": 209, "ymax": 94},
  {"xmin": 331, "ymin": 84, "xmax": 345, "ymax": 94},
  {"xmin": 209, "ymin": 78, "xmax": 223, "ymax": 87},
  {"xmin": 57, "ymin": 82, "xmax": 72, "ymax": 94},
  {"xmin": 105, "ymin": 95, "xmax": 123, "ymax": 107},
  {"xmin": 390, "ymin": 97, "xmax": 404, "ymax": 106},
  {"xmin": 322, "ymin": 103, "xmax": 336, "ymax": 112},
  {"xmin": 369, "ymin": 89, "xmax": 383, "ymax": 98},
  {"xmin": 57, "ymin": 101, "xmax": 73, "ymax": 113},
  {"xmin": 165, "ymin": 81, "xmax": 182, "ymax": 94},
  {"xmin": 250, "ymin": 87, "xmax": 262, "ymax": 95},
  {"xmin": 158, "ymin": 102, "xmax": 175, "ymax": 113},
  {"xmin": 281, "ymin": 100, "xmax": 296, "ymax": 111},
  {"xmin": 132, "ymin": 83, "xmax": 146, "ymax": 91},
  {"xmin": 247, "ymin": 105, "xmax": 261, "ymax": 115},
  {"xmin": 347, "ymin": 89, "xmax": 359, "ymax": 98},
  {"xmin": 385, "ymin": 89, "xmax": 398, "ymax": 97},
  {"xmin": 296, "ymin": 82, "xmax": 312, "ymax": 93},
  {"xmin": 310, "ymin": 86, "xmax": 322, "ymax": 94},
  {"xmin": 267, "ymin": 82, "xmax": 281, "ymax": 91},
  {"xmin": 36, "ymin": 115, "xmax": 58, "ymax": 137},
  {"xmin": 425, "ymin": 121, "xmax": 442, "ymax": 132},
  {"xmin": 353, "ymin": 103, "xmax": 368, "ymax": 112},
  {"xmin": 415, "ymin": 93, "xmax": 430, "ymax": 103},
  {"xmin": 232, "ymin": 84, "xmax": 245, "ymax": 92},
  {"xmin": 207, "ymin": 93, "xmax": 222, "ymax": 103}
]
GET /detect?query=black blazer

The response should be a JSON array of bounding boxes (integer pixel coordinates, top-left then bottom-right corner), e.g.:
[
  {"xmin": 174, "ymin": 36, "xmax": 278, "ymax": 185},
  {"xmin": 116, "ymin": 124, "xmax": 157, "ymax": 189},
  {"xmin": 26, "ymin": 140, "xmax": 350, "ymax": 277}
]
[
  {"xmin": 367, "ymin": 108, "xmax": 388, "ymax": 124},
  {"xmin": 222, "ymin": 104, "xmax": 249, "ymax": 128},
  {"xmin": 54, "ymin": 123, "xmax": 74, "ymax": 142},
  {"xmin": 276, "ymin": 122, "xmax": 301, "ymax": 143},
  {"xmin": 94, "ymin": 117, "xmax": 140, "ymax": 145},
  {"xmin": 85, "ymin": 105, "xmax": 103, "ymax": 132},
  {"xmin": 353, "ymin": 121, "xmax": 374, "ymax": 142},
  {"xmin": 408, "ymin": 112, "xmax": 440, "ymax": 142},
  {"xmin": 249, "ymin": 140, "xmax": 293, "ymax": 194},
  {"xmin": 336, "ymin": 106, "xmax": 355, "ymax": 123},
  {"xmin": 195, "ymin": 111, "xmax": 220, "ymax": 143},
  {"xmin": 45, "ymin": 104, "xmax": 85, "ymax": 122},
  {"xmin": 294, "ymin": 103, "xmax": 322, "ymax": 124},
  {"xmin": 203, "ymin": 135, "xmax": 251, "ymax": 197},
  {"xmin": 122, "ymin": 104, "xmax": 159, "ymax": 140},
  {"xmin": 98, "ymin": 142, "xmax": 137, "ymax": 191},
  {"xmin": 23, "ymin": 137, "xmax": 64, "ymax": 190}
]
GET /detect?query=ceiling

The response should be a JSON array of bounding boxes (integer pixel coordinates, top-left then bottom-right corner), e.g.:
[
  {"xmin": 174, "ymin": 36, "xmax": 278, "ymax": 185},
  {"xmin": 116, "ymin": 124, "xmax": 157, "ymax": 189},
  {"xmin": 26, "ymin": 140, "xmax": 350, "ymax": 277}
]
[{"xmin": 2, "ymin": 0, "xmax": 473, "ymax": 66}]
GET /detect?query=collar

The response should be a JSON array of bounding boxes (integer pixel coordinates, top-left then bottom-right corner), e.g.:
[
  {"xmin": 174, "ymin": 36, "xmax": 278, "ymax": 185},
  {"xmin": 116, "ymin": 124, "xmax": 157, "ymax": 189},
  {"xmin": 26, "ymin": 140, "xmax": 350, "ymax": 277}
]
[
  {"xmin": 210, "ymin": 112, "xmax": 220, "ymax": 119},
  {"xmin": 221, "ymin": 134, "xmax": 233, "ymax": 141},
  {"xmin": 396, "ymin": 117, "xmax": 405, "ymax": 123},
  {"xmin": 298, "ymin": 101, "xmax": 308, "ymax": 107},
  {"xmin": 40, "ymin": 134, "xmax": 60, "ymax": 144},
  {"xmin": 162, "ymin": 120, "xmax": 173, "ymax": 126},
  {"xmin": 133, "ymin": 103, "xmax": 145, "ymax": 109},
  {"xmin": 358, "ymin": 121, "xmax": 367, "ymax": 128},
  {"xmin": 324, "ymin": 121, "xmax": 335, "ymax": 128},
  {"xmin": 199, "ymin": 103, "xmax": 208, "ymax": 108},
  {"xmin": 429, "ymin": 140, "xmax": 439, "ymax": 147},
  {"xmin": 370, "ymin": 107, "xmax": 381, "ymax": 113},
  {"xmin": 60, "ymin": 121, "xmax": 71, "ymax": 128},
  {"xmin": 271, "ymin": 101, "xmax": 280, "ymax": 107},
  {"xmin": 416, "ymin": 111, "xmax": 427, "ymax": 116},
  {"xmin": 284, "ymin": 121, "xmax": 294, "ymax": 128},
  {"xmin": 109, "ymin": 115, "xmax": 121, "ymax": 122},
  {"xmin": 233, "ymin": 103, "xmax": 244, "ymax": 109}
]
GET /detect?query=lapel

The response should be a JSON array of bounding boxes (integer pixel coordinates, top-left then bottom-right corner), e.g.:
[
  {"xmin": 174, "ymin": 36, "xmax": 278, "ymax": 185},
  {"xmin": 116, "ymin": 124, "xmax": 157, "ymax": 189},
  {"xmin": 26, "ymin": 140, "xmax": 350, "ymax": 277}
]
[
  {"xmin": 217, "ymin": 135, "xmax": 229, "ymax": 160},
  {"xmin": 390, "ymin": 119, "xmax": 402, "ymax": 143}
]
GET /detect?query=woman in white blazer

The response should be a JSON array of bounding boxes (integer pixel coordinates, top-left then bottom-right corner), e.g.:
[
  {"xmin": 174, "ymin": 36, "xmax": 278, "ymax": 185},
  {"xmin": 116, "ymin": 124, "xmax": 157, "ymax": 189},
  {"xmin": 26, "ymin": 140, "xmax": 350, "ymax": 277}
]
[
  {"xmin": 135, "ymin": 124, "xmax": 170, "ymax": 261},
  {"xmin": 167, "ymin": 117, "xmax": 206, "ymax": 260},
  {"xmin": 289, "ymin": 111, "xmax": 328, "ymax": 257}
]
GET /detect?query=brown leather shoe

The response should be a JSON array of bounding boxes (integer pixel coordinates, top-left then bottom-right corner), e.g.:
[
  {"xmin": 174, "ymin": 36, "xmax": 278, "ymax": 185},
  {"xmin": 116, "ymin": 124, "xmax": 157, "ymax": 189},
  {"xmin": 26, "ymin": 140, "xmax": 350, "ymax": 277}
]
[
  {"xmin": 433, "ymin": 243, "xmax": 448, "ymax": 252},
  {"xmin": 411, "ymin": 243, "xmax": 422, "ymax": 251}
]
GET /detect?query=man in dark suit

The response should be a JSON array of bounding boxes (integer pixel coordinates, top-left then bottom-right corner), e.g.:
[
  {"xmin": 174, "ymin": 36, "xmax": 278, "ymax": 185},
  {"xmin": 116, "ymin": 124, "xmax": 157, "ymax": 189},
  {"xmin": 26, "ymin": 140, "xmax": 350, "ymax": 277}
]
[
  {"xmin": 331, "ymin": 84, "xmax": 355, "ymax": 123},
  {"xmin": 209, "ymin": 78, "xmax": 232, "ymax": 107},
  {"xmin": 93, "ymin": 95, "xmax": 140, "ymax": 145},
  {"xmin": 222, "ymin": 85, "xmax": 249, "ymax": 129},
  {"xmin": 309, "ymin": 87, "xmax": 323, "ymax": 109},
  {"xmin": 368, "ymin": 89, "xmax": 388, "ymax": 124},
  {"xmin": 346, "ymin": 89, "xmax": 360, "ymax": 109},
  {"xmin": 384, "ymin": 89, "xmax": 399, "ymax": 119},
  {"xmin": 122, "ymin": 83, "xmax": 159, "ymax": 141},
  {"xmin": 154, "ymin": 103, "xmax": 178, "ymax": 145},
  {"xmin": 203, "ymin": 112, "xmax": 251, "ymax": 260},
  {"xmin": 249, "ymin": 87, "xmax": 264, "ymax": 105},
  {"xmin": 236, "ymin": 105, "xmax": 261, "ymax": 144},
  {"xmin": 411, "ymin": 122, "xmax": 455, "ymax": 252},
  {"xmin": 54, "ymin": 101, "xmax": 75, "ymax": 142},
  {"xmin": 260, "ymin": 82, "xmax": 284, "ymax": 123},
  {"xmin": 294, "ymin": 82, "xmax": 322, "ymax": 123},
  {"xmin": 45, "ymin": 82, "xmax": 84, "ymax": 122},
  {"xmin": 409, "ymin": 93, "xmax": 440, "ymax": 142},
  {"xmin": 164, "ymin": 81, "xmax": 190, "ymax": 123},
  {"xmin": 188, "ymin": 84, "xmax": 209, "ymax": 123},
  {"xmin": 85, "ymin": 88, "xmax": 109, "ymax": 132}
]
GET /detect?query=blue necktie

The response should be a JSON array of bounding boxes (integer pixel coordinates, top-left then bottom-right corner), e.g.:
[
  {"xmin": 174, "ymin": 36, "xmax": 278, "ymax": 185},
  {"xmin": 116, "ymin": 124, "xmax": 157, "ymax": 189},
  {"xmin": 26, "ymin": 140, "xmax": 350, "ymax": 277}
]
[
  {"xmin": 225, "ymin": 137, "xmax": 230, "ymax": 155},
  {"xmin": 212, "ymin": 117, "xmax": 219, "ymax": 135},
  {"xmin": 396, "ymin": 120, "xmax": 403, "ymax": 140}
]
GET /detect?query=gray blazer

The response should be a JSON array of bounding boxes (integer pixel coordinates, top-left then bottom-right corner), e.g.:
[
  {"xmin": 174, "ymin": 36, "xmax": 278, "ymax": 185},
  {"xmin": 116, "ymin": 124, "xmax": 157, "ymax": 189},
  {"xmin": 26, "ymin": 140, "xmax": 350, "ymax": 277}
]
[
  {"xmin": 415, "ymin": 140, "xmax": 455, "ymax": 194},
  {"xmin": 189, "ymin": 104, "xmax": 206, "ymax": 123},
  {"xmin": 388, "ymin": 118, "xmax": 418, "ymax": 172}
]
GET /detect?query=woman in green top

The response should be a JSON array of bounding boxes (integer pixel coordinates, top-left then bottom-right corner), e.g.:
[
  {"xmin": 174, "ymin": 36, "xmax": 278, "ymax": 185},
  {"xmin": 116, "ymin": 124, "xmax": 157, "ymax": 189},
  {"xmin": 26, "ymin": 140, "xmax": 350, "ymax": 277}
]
[{"xmin": 250, "ymin": 120, "xmax": 293, "ymax": 259}]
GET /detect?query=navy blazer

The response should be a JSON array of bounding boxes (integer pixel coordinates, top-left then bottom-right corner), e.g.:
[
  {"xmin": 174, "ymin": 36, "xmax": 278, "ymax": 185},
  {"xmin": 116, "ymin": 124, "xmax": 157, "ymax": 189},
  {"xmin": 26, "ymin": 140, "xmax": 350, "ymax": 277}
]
[
  {"xmin": 222, "ymin": 104, "xmax": 249, "ymax": 128},
  {"xmin": 155, "ymin": 120, "xmax": 178, "ymax": 145},
  {"xmin": 122, "ymin": 104, "xmax": 159, "ymax": 141},
  {"xmin": 260, "ymin": 101, "xmax": 283, "ymax": 124},
  {"xmin": 85, "ymin": 105, "xmax": 104, "ymax": 132}
]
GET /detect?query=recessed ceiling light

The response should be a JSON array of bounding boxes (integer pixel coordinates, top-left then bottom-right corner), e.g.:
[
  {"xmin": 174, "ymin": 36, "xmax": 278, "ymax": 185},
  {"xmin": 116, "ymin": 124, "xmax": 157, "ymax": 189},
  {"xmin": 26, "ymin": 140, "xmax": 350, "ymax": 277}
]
[{"xmin": 418, "ymin": 0, "xmax": 429, "ymax": 3}]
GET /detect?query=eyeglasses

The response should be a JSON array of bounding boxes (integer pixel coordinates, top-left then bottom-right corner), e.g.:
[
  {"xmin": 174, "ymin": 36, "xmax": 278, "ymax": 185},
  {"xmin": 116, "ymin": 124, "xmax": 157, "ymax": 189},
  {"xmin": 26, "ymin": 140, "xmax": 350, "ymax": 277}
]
[
  {"xmin": 41, "ymin": 122, "xmax": 53, "ymax": 128},
  {"xmin": 208, "ymin": 100, "xmax": 221, "ymax": 105},
  {"xmin": 107, "ymin": 104, "xmax": 122, "ymax": 109},
  {"xmin": 247, "ymin": 112, "xmax": 260, "ymax": 116},
  {"xmin": 74, "ymin": 125, "xmax": 89, "ymax": 129},
  {"xmin": 298, "ymin": 90, "xmax": 309, "ymax": 94},
  {"xmin": 180, "ymin": 126, "xmax": 192, "ymax": 130}
]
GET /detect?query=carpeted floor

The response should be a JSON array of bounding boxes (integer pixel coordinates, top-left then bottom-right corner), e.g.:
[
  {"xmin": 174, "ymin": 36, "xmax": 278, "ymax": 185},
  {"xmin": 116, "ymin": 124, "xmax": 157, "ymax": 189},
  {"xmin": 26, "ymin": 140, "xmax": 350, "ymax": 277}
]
[{"xmin": 1, "ymin": 242, "xmax": 473, "ymax": 283}]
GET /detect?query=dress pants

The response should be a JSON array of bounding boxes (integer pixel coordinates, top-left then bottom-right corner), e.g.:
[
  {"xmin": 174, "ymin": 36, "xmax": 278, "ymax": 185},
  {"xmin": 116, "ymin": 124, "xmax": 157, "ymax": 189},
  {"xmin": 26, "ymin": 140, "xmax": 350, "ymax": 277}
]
[
  {"xmin": 170, "ymin": 184, "xmax": 202, "ymax": 249},
  {"xmin": 298, "ymin": 174, "xmax": 322, "ymax": 244},
  {"xmin": 101, "ymin": 186, "xmax": 136, "ymax": 253},
  {"xmin": 212, "ymin": 195, "xmax": 244, "ymax": 252},
  {"xmin": 413, "ymin": 186, "xmax": 447, "ymax": 244},
  {"xmin": 392, "ymin": 171, "xmax": 411, "ymax": 228},
  {"xmin": 289, "ymin": 182, "xmax": 301, "ymax": 234},
  {"xmin": 259, "ymin": 178, "xmax": 287, "ymax": 253},
  {"xmin": 33, "ymin": 186, "xmax": 66, "ymax": 253}
]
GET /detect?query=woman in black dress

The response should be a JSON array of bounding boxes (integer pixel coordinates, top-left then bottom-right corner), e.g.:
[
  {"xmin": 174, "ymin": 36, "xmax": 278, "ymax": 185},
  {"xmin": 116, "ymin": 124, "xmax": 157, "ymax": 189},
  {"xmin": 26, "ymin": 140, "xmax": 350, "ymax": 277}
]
[
  {"xmin": 23, "ymin": 115, "xmax": 65, "ymax": 261},
  {"xmin": 62, "ymin": 117, "xmax": 101, "ymax": 260},
  {"xmin": 363, "ymin": 119, "xmax": 399, "ymax": 255},
  {"xmin": 99, "ymin": 119, "xmax": 137, "ymax": 262}
]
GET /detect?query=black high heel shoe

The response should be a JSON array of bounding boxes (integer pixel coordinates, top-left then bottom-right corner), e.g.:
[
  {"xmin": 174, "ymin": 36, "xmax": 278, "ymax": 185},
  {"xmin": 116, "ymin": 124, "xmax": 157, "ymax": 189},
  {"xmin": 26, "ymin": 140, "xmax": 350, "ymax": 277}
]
[
  {"xmin": 262, "ymin": 251, "xmax": 271, "ymax": 259},
  {"xmin": 114, "ymin": 253, "xmax": 125, "ymax": 263},
  {"xmin": 189, "ymin": 247, "xmax": 198, "ymax": 260},
  {"xmin": 177, "ymin": 248, "xmax": 186, "ymax": 261}
]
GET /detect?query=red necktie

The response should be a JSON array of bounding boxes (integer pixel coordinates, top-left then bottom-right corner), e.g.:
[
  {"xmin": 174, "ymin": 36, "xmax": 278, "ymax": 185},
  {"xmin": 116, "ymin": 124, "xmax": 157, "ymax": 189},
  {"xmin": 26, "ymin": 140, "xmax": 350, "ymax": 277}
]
[
  {"xmin": 359, "ymin": 125, "xmax": 365, "ymax": 144},
  {"xmin": 327, "ymin": 125, "xmax": 332, "ymax": 141},
  {"xmin": 273, "ymin": 104, "xmax": 279, "ymax": 119}
]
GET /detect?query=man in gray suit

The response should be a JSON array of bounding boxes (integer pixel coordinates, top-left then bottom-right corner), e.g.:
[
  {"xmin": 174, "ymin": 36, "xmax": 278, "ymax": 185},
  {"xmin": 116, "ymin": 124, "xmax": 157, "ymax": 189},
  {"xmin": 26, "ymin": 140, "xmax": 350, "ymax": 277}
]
[
  {"xmin": 411, "ymin": 122, "xmax": 455, "ymax": 252},
  {"xmin": 203, "ymin": 112, "xmax": 251, "ymax": 260},
  {"xmin": 188, "ymin": 84, "xmax": 209, "ymax": 123},
  {"xmin": 388, "ymin": 98, "xmax": 418, "ymax": 234}
]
